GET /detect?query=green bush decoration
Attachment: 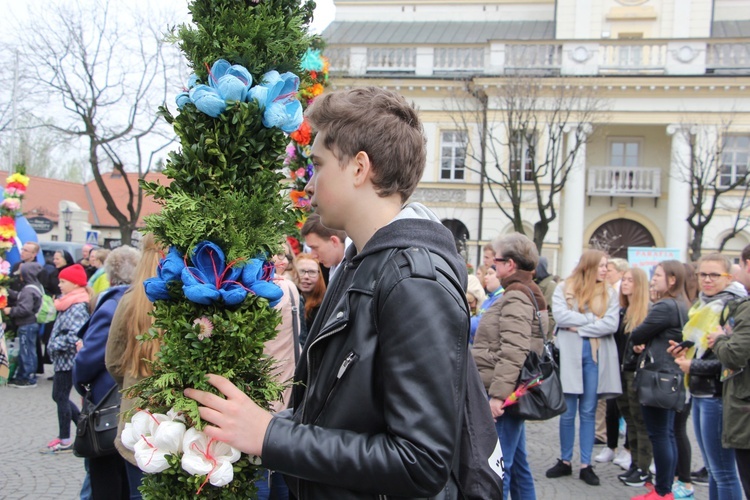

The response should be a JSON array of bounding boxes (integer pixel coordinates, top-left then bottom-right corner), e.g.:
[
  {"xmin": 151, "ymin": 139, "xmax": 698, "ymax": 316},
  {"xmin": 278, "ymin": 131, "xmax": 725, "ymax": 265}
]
[{"xmin": 129, "ymin": 0, "xmax": 315, "ymax": 497}]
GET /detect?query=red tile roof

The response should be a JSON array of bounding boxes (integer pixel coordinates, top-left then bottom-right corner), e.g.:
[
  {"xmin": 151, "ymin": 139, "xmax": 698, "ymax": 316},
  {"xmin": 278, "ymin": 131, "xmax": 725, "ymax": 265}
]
[{"xmin": 0, "ymin": 171, "xmax": 169, "ymax": 228}]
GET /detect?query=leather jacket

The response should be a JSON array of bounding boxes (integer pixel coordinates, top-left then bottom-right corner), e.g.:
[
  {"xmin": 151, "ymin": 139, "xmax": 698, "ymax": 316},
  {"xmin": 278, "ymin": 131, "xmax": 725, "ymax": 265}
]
[
  {"xmin": 631, "ymin": 298, "xmax": 688, "ymax": 376},
  {"xmin": 688, "ymin": 349, "xmax": 723, "ymax": 397},
  {"xmin": 263, "ymin": 244, "xmax": 470, "ymax": 500}
]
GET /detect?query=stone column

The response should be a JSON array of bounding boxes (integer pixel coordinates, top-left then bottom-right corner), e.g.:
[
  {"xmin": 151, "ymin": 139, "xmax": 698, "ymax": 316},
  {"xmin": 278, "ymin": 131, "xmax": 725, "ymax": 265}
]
[
  {"xmin": 560, "ymin": 124, "xmax": 591, "ymax": 277},
  {"xmin": 665, "ymin": 124, "xmax": 692, "ymax": 262}
]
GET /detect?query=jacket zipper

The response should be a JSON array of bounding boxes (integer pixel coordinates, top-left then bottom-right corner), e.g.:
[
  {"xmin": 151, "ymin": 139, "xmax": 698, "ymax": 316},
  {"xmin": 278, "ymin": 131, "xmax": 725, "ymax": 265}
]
[
  {"xmin": 301, "ymin": 323, "xmax": 348, "ymax": 422},
  {"xmin": 337, "ymin": 351, "xmax": 357, "ymax": 378},
  {"xmin": 313, "ymin": 350, "xmax": 359, "ymax": 424}
]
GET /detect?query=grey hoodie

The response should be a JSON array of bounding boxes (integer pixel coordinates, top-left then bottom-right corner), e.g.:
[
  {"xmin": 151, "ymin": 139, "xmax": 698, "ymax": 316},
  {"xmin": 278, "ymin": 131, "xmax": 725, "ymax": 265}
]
[{"xmin": 10, "ymin": 262, "xmax": 44, "ymax": 326}]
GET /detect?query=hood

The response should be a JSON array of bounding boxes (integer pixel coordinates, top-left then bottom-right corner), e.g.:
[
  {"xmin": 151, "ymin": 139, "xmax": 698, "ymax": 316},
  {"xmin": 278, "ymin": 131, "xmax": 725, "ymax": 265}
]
[
  {"xmin": 345, "ymin": 202, "xmax": 468, "ymax": 289},
  {"xmin": 535, "ymin": 256, "xmax": 550, "ymax": 282},
  {"xmin": 20, "ymin": 262, "xmax": 43, "ymax": 286}
]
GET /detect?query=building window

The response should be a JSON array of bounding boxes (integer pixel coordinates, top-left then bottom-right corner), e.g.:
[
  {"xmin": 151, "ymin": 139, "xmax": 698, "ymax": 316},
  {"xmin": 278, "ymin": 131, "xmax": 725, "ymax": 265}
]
[
  {"xmin": 720, "ymin": 135, "xmax": 750, "ymax": 187},
  {"xmin": 509, "ymin": 131, "xmax": 535, "ymax": 182},
  {"xmin": 440, "ymin": 131, "xmax": 467, "ymax": 181},
  {"xmin": 609, "ymin": 139, "xmax": 641, "ymax": 167}
]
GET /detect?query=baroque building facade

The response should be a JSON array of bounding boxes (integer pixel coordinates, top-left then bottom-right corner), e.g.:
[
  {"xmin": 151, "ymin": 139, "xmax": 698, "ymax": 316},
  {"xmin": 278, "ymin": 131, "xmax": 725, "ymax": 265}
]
[{"xmin": 321, "ymin": 0, "xmax": 750, "ymax": 275}]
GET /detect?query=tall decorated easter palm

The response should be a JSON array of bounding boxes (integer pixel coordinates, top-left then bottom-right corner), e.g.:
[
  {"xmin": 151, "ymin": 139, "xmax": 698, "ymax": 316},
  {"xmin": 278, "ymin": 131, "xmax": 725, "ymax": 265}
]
[{"xmin": 123, "ymin": 0, "xmax": 315, "ymax": 497}]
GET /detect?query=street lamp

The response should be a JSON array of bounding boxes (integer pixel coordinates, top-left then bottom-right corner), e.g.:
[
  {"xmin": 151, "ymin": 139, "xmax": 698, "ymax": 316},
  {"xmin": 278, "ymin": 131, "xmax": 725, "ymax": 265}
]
[{"xmin": 62, "ymin": 207, "xmax": 73, "ymax": 242}]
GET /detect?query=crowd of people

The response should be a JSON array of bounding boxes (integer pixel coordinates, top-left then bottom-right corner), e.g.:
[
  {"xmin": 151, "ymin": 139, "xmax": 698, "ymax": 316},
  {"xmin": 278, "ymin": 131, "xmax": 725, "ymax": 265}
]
[
  {"xmin": 4, "ymin": 87, "xmax": 750, "ymax": 500},
  {"xmin": 469, "ymin": 236, "xmax": 750, "ymax": 500}
]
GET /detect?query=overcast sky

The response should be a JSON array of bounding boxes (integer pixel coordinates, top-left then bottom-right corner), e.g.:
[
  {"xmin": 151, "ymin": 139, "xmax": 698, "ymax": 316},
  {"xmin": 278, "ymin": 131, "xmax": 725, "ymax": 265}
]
[{"xmin": 0, "ymin": 0, "xmax": 335, "ymax": 39}]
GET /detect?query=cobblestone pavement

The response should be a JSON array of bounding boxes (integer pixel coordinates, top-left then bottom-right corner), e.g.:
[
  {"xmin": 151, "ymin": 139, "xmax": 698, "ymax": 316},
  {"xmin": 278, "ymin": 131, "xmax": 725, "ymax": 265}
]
[{"xmin": 2, "ymin": 366, "xmax": 708, "ymax": 499}]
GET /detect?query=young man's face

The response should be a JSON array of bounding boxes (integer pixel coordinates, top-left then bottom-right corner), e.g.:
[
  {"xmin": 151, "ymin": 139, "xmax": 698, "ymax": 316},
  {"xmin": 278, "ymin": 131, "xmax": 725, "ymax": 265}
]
[
  {"xmin": 304, "ymin": 233, "xmax": 343, "ymax": 269},
  {"xmin": 306, "ymin": 132, "xmax": 355, "ymax": 232},
  {"xmin": 482, "ymin": 248, "xmax": 495, "ymax": 269}
]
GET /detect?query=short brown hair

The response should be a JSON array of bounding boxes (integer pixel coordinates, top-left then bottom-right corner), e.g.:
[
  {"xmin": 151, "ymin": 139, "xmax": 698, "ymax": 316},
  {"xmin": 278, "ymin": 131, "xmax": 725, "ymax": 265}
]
[
  {"xmin": 699, "ymin": 252, "xmax": 732, "ymax": 274},
  {"xmin": 305, "ymin": 87, "xmax": 426, "ymax": 203},
  {"xmin": 300, "ymin": 213, "xmax": 346, "ymax": 242}
]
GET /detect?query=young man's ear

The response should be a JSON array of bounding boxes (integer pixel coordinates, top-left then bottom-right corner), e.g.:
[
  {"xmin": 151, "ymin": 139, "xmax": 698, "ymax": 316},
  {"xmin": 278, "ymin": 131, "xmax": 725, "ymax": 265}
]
[
  {"xmin": 351, "ymin": 150, "xmax": 372, "ymax": 188},
  {"xmin": 330, "ymin": 235, "xmax": 341, "ymax": 247}
]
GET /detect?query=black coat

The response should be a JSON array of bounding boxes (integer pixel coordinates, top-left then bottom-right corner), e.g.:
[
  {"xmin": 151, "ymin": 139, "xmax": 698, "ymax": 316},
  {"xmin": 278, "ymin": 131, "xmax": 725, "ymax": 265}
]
[
  {"xmin": 263, "ymin": 238, "xmax": 469, "ymax": 499},
  {"xmin": 631, "ymin": 298, "xmax": 689, "ymax": 375}
]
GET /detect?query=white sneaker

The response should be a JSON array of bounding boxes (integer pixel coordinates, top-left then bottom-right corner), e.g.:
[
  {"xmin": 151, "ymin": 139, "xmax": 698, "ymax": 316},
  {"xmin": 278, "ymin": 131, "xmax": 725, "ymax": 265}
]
[
  {"xmin": 613, "ymin": 449, "xmax": 632, "ymax": 470},
  {"xmin": 649, "ymin": 460, "xmax": 656, "ymax": 475},
  {"xmin": 595, "ymin": 447, "xmax": 615, "ymax": 463}
]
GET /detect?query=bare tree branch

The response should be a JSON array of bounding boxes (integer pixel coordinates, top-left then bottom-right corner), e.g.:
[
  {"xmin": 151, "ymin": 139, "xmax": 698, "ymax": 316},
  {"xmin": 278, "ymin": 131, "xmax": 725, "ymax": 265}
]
[{"xmin": 12, "ymin": 0, "xmax": 180, "ymax": 245}]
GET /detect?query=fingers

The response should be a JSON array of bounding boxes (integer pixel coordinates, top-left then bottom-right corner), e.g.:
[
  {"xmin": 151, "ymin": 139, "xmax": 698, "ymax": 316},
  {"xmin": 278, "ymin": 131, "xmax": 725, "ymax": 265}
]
[{"xmin": 205, "ymin": 374, "xmax": 248, "ymax": 400}]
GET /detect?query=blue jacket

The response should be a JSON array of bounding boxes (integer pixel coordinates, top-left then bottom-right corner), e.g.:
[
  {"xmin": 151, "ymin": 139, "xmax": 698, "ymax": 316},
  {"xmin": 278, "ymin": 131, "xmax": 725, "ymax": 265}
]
[
  {"xmin": 469, "ymin": 288, "xmax": 503, "ymax": 344},
  {"xmin": 74, "ymin": 286, "xmax": 128, "ymax": 403}
]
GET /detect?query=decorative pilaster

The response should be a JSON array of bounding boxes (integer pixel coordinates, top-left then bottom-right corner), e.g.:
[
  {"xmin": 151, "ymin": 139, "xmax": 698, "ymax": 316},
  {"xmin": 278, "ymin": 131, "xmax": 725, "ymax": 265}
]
[
  {"xmin": 560, "ymin": 123, "xmax": 591, "ymax": 277},
  {"xmin": 665, "ymin": 124, "xmax": 692, "ymax": 261}
]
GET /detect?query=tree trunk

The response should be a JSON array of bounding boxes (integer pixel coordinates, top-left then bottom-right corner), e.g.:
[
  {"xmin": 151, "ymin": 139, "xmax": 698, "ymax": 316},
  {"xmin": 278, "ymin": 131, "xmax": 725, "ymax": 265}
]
[
  {"xmin": 533, "ymin": 220, "xmax": 548, "ymax": 253},
  {"xmin": 690, "ymin": 227, "xmax": 703, "ymax": 261}
]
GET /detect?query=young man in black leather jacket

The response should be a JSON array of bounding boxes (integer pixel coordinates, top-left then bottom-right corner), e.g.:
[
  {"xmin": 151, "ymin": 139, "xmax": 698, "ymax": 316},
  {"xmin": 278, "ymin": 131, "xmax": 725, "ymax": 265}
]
[{"xmin": 187, "ymin": 88, "xmax": 473, "ymax": 499}]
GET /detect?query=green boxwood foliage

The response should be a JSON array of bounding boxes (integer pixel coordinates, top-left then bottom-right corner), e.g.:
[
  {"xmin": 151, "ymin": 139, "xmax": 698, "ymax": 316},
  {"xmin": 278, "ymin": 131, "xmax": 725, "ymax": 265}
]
[{"xmin": 132, "ymin": 0, "xmax": 315, "ymax": 497}]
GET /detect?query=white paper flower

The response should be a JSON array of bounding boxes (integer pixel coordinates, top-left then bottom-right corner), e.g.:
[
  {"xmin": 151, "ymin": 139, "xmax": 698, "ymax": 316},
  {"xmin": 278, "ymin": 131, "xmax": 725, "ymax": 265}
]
[
  {"xmin": 123, "ymin": 409, "xmax": 186, "ymax": 473},
  {"xmin": 153, "ymin": 420, "xmax": 187, "ymax": 454},
  {"xmin": 134, "ymin": 437, "xmax": 171, "ymax": 473},
  {"xmin": 181, "ymin": 427, "xmax": 241, "ymax": 487}
]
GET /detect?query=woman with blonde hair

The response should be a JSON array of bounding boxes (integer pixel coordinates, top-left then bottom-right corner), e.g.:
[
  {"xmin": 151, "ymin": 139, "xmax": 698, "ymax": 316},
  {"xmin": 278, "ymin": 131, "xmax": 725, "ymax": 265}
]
[
  {"xmin": 614, "ymin": 268, "xmax": 654, "ymax": 487},
  {"xmin": 546, "ymin": 250, "xmax": 621, "ymax": 486},
  {"xmin": 105, "ymin": 234, "xmax": 163, "ymax": 499}
]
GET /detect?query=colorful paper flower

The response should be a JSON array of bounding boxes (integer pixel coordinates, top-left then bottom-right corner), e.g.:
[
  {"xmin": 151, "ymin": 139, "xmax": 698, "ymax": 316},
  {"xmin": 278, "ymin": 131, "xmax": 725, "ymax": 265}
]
[
  {"xmin": 181, "ymin": 427, "xmax": 241, "ymax": 491},
  {"xmin": 178, "ymin": 60, "xmax": 253, "ymax": 118},
  {"xmin": 1, "ymin": 198, "xmax": 21, "ymax": 212},
  {"xmin": 144, "ymin": 247, "xmax": 186, "ymax": 302},
  {"xmin": 249, "ymin": 70, "xmax": 303, "ymax": 133},
  {"xmin": 289, "ymin": 119, "xmax": 311, "ymax": 146},
  {"xmin": 123, "ymin": 409, "xmax": 187, "ymax": 474},
  {"xmin": 6, "ymin": 173, "xmax": 29, "ymax": 187},
  {"xmin": 300, "ymin": 48, "xmax": 325, "ymax": 72},
  {"xmin": 181, "ymin": 241, "xmax": 247, "ymax": 306}
]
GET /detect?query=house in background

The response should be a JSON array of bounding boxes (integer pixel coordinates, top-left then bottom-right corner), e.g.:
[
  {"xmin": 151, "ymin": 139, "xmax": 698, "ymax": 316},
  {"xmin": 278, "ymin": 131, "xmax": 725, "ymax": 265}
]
[
  {"xmin": 322, "ymin": 0, "xmax": 750, "ymax": 275},
  {"xmin": 2, "ymin": 171, "xmax": 168, "ymax": 249}
]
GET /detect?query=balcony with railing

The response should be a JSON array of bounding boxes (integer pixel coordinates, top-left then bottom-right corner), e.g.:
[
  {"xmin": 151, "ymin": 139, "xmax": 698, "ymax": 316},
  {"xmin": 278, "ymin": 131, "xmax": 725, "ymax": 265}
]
[
  {"xmin": 326, "ymin": 38, "xmax": 750, "ymax": 77},
  {"xmin": 587, "ymin": 166, "xmax": 662, "ymax": 200}
]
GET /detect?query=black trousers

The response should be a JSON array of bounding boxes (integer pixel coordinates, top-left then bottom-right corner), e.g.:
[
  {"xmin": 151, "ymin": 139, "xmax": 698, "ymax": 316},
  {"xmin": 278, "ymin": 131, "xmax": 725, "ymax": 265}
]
[
  {"xmin": 90, "ymin": 453, "xmax": 130, "ymax": 500},
  {"xmin": 674, "ymin": 399, "xmax": 692, "ymax": 483},
  {"xmin": 735, "ymin": 448, "xmax": 750, "ymax": 499}
]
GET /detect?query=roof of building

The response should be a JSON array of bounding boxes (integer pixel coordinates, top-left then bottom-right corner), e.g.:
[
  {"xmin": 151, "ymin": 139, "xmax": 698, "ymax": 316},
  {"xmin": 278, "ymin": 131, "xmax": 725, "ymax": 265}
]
[
  {"xmin": 322, "ymin": 20, "xmax": 555, "ymax": 45},
  {"xmin": 0, "ymin": 171, "xmax": 168, "ymax": 228},
  {"xmin": 713, "ymin": 20, "xmax": 750, "ymax": 38}
]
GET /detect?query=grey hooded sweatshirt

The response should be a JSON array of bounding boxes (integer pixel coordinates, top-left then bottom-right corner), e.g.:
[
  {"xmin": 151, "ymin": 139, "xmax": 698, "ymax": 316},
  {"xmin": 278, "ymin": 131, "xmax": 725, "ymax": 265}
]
[{"xmin": 9, "ymin": 262, "xmax": 44, "ymax": 326}]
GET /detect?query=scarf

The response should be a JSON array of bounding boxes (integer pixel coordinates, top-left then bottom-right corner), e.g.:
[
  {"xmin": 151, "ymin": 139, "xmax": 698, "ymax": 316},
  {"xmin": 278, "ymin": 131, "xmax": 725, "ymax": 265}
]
[
  {"xmin": 55, "ymin": 287, "xmax": 90, "ymax": 312},
  {"xmin": 501, "ymin": 269, "xmax": 547, "ymax": 311},
  {"xmin": 683, "ymin": 284, "xmax": 747, "ymax": 359}
]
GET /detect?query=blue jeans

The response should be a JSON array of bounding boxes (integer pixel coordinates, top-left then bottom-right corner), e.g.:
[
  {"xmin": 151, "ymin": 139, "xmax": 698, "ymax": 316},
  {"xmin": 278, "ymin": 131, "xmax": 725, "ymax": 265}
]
[
  {"xmin": 560, "ymin": 339, "xmax": 598, "ymax": 466},
  {"xmin": 16, "ymin": 323, "xmax": 38, "ymax": 382},
  {"xmin": 693, "ymin": 397, "xmax": 743, "ymax": 500},
  {"xmin": 255, "ymin": 470, "xmax": 289, "ymax": 500},
  {"xmin": 641, "ymin": 405, "xmax": 677, "ymax": 496},
  {"xmin": 496, "ymin": 414, "xmax": 536, "ymax": 500}
]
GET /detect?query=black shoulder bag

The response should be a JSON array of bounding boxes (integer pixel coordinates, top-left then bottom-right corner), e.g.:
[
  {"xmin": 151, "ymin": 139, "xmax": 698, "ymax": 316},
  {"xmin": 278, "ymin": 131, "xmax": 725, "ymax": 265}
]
[
  {"xmin": 634, "ymin": 299, "xmax": 688, "ymax": 412},
  {"xmin": 503, "ymin": 286, "xmax": 567, "ymax": 421},
  {"xmin": 73, "ymin": 384, "xmax": 121, "ymax": 458}
]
